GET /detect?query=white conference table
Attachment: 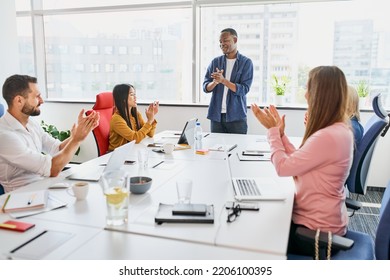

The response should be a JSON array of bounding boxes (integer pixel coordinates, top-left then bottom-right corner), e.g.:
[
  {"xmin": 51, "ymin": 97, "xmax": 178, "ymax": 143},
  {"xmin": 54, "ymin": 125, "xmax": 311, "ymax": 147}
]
[{"xmin": 0, "ymin": 132, "xmax": 296, "ymax": 260}]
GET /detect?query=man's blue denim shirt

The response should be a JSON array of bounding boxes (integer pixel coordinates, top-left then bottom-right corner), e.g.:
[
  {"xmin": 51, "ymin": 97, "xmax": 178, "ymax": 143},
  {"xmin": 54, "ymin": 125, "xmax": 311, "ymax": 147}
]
[{"xmin": 203, "ymin": 51, "xmax": 253, "ymax": 122}]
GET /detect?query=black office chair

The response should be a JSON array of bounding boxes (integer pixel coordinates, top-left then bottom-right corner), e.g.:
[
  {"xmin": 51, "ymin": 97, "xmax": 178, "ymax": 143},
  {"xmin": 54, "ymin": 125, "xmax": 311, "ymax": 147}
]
[
  {"xmin": 289, "ymin": 181, "xmax": 390, "ymax": 260},
  {"xmin": 345, "ymin": 94, "xmax": 389, "ymax": 210}
]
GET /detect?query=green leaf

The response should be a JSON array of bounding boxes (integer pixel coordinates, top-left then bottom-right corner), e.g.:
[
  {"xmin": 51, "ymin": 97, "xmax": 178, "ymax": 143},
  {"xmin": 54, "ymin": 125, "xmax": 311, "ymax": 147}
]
[
  {"xmin": 40, "ymin": 122, "xmax": 81, "ymax": 156},
  {"xmin": 271, "ymin": 74, "xmax": 290, "ymax": 96},
  {"xmin": 356, "ymin": 80, "xmax": 369, "ymax": 98},
  {"xmin": 58, "ymin": 130, "xmax": 70, "ymax": 141}
]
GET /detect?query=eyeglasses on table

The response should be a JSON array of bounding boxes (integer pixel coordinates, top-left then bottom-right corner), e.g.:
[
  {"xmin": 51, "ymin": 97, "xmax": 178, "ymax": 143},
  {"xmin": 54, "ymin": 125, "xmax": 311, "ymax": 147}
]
[{"xmin": 226, "ymin": 203, "xmax": 241, "ymax": 223}]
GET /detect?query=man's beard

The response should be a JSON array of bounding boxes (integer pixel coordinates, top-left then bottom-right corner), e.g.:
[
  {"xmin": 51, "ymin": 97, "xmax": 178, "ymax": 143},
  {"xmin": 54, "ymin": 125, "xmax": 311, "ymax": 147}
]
[{"xmin": 22, "ymin": 103, "xmax": 41, "ymax": 116}]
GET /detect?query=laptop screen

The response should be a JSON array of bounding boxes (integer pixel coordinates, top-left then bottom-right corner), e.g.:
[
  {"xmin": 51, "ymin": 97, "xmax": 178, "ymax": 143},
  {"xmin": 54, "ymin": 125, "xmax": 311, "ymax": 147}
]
[
  {"xmin": 104, "ymin": 140, "xmax": 135, "ymax": 172},
  {"xmin": 67, "ymin": 140, "xmax": 135, "ymax": 181}
]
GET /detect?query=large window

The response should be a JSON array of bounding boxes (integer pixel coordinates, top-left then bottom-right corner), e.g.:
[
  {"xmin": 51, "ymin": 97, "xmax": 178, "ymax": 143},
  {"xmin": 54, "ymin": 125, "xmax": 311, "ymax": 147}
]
[
  {"xmin": 16, "ymin": 0, "xmax": 390, "ymax": 109},
  {"xmin": 42, "ymin": 9, "xmax": 191, "ymax": 102},
  {"xmin": 16, "ymin": 16, "xmax": 34, "ymax": 76}
]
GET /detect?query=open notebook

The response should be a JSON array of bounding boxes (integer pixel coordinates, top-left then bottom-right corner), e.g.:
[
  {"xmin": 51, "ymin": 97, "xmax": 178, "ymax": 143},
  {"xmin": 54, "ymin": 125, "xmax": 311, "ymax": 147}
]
[
  {"xmin": 67, "ymin": 141, "xmax": 135, "ymax": 182},
  {"xmin": 225, "ymin": 147, "xmax": 285, "ymax": 201}
]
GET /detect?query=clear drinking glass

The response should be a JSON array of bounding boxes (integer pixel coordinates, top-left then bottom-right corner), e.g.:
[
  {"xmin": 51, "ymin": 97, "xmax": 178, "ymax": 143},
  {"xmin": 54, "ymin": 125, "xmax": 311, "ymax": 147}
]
[
  {"xmin": 137, "ymin": 149, "xmax": 149, "ymax": 170},
  {"xmin": 100, "ymin": 169, "xmax": 129, "ymax": 226},
  {"xmin": 176, "ymin": 178, "xmax": 192, "ymax": 204}
]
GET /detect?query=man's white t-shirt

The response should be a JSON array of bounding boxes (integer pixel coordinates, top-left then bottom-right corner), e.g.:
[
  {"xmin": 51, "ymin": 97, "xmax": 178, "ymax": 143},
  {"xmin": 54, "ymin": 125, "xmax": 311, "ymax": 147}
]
[{"xmin": 221, "ymin": 58, "xmax": 236, "ymax": 113}]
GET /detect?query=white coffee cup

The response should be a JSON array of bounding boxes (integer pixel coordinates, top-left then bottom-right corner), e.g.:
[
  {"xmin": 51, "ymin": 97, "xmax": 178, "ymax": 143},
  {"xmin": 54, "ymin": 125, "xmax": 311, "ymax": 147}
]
[
  {"xmin": 67, "ymin": 182, "xmax": 89, "ymax": 200},
  {"xmin": 162, "ymin": 143, "xmax": 175, "ymax": 154}
]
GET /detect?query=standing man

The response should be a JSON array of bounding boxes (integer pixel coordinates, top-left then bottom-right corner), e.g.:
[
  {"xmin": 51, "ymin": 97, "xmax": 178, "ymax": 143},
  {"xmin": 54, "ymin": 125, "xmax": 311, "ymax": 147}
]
[
  {"xmin": 203, "ymin": 28, "xmax": 253, "ymax": 134},
  {"xmin": 0, "ymin": 74, "xmax": 100, "ymax": 192}
]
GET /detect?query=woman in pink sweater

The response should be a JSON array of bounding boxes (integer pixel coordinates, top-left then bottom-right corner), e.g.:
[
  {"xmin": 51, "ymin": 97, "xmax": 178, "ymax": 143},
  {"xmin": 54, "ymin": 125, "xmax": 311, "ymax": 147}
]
[{"xmin": 251, "ymin": 66, "xmax": 353, "ymax": 256}]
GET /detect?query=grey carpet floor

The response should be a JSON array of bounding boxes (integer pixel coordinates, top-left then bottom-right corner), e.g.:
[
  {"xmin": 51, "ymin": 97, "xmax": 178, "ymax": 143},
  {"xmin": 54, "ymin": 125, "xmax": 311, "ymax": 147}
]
[{"xmin": 347, "ymin": 188, "xmax": 384, "ymax": 240}]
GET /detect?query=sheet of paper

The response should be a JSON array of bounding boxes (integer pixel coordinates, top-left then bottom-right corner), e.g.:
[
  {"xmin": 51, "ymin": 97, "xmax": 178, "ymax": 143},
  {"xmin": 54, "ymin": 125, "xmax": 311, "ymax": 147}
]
[{"xmin": 8, "ymin": 230, "xmax": 73, "ymax": 259}]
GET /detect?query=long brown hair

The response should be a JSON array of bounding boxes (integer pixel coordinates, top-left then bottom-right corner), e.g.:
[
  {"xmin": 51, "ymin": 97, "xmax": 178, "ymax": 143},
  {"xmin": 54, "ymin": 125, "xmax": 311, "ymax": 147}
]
[
  {"xmin": 112, "ymin": 84, "xmax": 140, "ymax": 130},
  {"xmin": 346, "ymin": 85, "xmax": 361, "ymax": 121},
  {"xmin": 301, "ymin": 66, "xmax": 349, "ymax": 147}
]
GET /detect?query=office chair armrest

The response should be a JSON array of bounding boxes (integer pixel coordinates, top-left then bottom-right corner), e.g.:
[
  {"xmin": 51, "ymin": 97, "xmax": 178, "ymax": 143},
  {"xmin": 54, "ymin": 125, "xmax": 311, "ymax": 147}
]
[
  {"xmin": 296, "ymin": 227, "xmax": 354, "ymax": 251},
  {"xmin": 346, "ymin": 197, "xmax": 362, "ymax": 210}
]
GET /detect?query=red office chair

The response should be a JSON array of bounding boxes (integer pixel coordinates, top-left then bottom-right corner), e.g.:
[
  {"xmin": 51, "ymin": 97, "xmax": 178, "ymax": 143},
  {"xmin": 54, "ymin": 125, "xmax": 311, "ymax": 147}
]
[{"xmin": 86, "ymin": 91, "xmax": 114, "ymax": 156}]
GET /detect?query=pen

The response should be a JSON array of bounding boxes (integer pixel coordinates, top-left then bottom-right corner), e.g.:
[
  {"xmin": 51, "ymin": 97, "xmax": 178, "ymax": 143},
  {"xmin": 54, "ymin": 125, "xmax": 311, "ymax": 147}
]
[
  {"xmin": 228, "ymin": 144, "xmax": 238, "ymax": 152},
  {"xmin": 152, "ymin": 161, "xmax": 164, "ymax": 168},
  {"xmin": 27, "ymin": 194, "xmax": 36, "ymax": 205},
  {"xmin": 203, "ymin": 133, "xmax": 210, "ymax": 138},
  {"xmin": 1, "ymin": 194, "xmax": 11, "ymax": 211}
]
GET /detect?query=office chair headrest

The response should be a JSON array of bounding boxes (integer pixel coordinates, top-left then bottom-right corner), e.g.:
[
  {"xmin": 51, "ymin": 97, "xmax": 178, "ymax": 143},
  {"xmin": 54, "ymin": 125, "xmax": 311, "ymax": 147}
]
[
  {"xmin": 372, "ymin": 94, "xmax": 388, "ymax": 119},
  {"xmin": 93, "ymin": 91, "xmax": 114, "ymax": 110}
]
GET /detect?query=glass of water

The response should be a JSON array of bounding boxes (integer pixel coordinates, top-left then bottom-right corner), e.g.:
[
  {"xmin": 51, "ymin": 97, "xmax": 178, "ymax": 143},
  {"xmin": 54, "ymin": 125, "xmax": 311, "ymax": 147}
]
[{"xmin": 100, "ymin": 169, "xmax": 129, "ymax": 226}]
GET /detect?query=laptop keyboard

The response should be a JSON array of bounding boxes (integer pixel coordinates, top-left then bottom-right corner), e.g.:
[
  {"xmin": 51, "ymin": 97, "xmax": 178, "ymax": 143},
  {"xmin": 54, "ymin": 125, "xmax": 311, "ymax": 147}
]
[{"xmin": 236, "ymin": 179, "xmax": 261, "ymax": 196}]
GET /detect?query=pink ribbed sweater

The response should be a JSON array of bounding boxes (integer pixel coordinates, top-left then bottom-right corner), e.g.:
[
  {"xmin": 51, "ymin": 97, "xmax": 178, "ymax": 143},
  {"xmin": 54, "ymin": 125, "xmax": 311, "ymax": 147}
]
[{"xmin": 267, "ymin": 123, "xmax": 353, "ymax": 235}]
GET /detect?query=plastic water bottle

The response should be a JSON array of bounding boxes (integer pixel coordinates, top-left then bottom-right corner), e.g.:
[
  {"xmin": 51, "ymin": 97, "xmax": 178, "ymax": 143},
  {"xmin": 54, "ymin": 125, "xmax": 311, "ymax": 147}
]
[{"xmin": 194, "ymin": 122, "xmax": 203, "ymax": 151}]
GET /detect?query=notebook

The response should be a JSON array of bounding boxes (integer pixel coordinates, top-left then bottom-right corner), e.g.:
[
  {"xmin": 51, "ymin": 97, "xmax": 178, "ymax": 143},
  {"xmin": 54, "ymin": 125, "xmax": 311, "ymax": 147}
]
[
  {"xmin": 2, "ymin": 190, "xmax": 48, "ymax": 213},
  {"xmin": 225, "ymin": 148, "xmax": 285, "ymax": 201},
  {"xmin": 67, "ymin": 140, "xmax": 135, "ymax": 182}
]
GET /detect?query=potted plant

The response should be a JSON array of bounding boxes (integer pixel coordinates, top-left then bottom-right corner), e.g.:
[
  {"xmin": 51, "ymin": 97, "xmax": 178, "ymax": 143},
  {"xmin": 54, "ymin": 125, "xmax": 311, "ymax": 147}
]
[
  {"xmin": 356, "ymin": 80, "xmax": 369, "ymax": 108},
  {"xmin": 271, "ymin": 74, "xmax": 290, "ymax": 105},
  {"xmin": 41, "ymin": 120, "xmax": 80, "ymax": 155}
]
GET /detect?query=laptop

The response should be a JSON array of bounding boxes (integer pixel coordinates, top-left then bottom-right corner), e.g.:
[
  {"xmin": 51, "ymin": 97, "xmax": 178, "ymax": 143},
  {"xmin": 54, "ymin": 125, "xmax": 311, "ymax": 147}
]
[
  {"xmin": 225, "ymin": 148, "xmax": 285, "ymax": 201},
  {"xmin": 67, "ymin": 141, "xmax": 135, "ymax": 182}
]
